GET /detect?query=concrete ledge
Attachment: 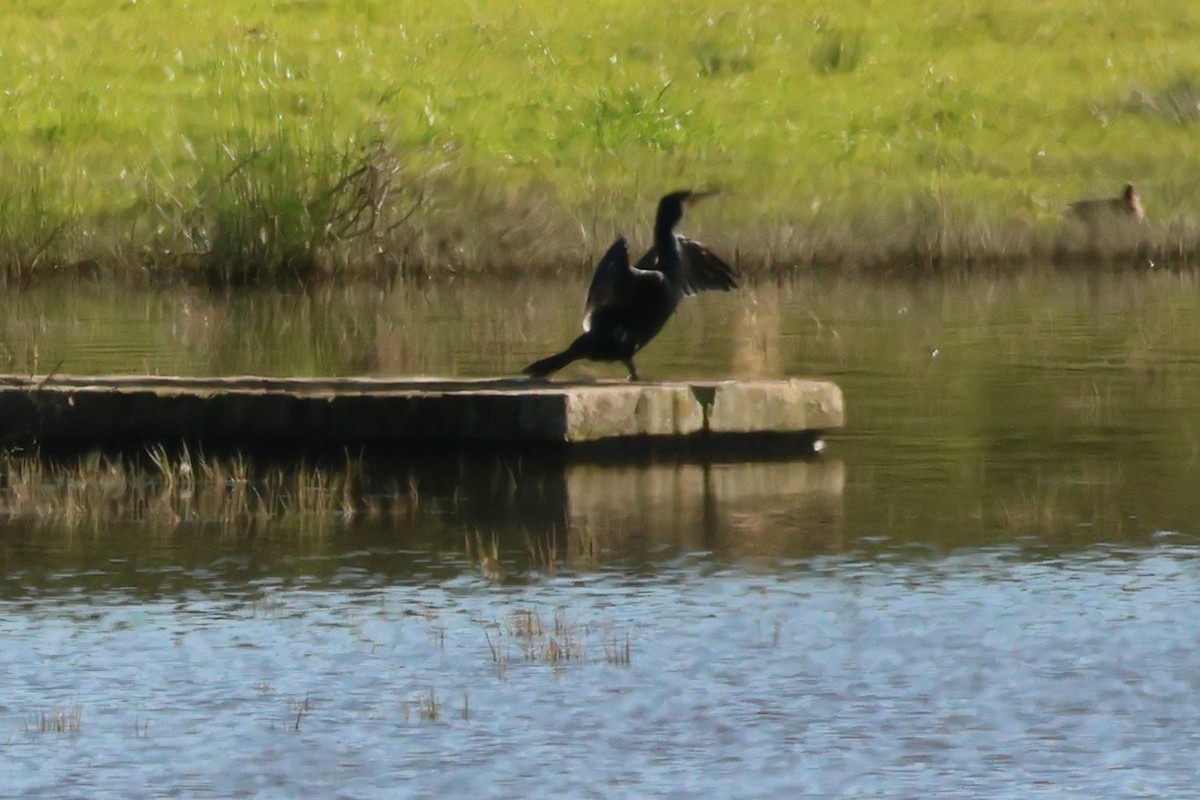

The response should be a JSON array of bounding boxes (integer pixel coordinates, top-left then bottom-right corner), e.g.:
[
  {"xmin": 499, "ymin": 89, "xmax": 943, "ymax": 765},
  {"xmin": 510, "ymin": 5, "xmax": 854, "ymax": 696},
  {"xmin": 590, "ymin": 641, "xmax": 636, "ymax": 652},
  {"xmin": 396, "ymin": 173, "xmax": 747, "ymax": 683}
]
[
  {"xmin": 708, "ymin": 378, "xmax": 844, "ymax": 434},
  {"xmin": 0, "ymin": 374, "xmax": 843, "ymax": 450}
]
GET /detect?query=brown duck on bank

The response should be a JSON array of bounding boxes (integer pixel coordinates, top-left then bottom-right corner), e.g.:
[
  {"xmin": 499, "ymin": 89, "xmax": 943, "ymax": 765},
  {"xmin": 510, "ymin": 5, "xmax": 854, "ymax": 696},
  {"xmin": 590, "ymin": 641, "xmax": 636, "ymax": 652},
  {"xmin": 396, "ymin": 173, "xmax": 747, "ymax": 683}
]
[
  {"xmin": 1066, "ymin": 183, "xmax": 1145, "ymax": 223},
  {"xmin": 523, "ymin": 190, "xmax": 739, "ymax": 381}
]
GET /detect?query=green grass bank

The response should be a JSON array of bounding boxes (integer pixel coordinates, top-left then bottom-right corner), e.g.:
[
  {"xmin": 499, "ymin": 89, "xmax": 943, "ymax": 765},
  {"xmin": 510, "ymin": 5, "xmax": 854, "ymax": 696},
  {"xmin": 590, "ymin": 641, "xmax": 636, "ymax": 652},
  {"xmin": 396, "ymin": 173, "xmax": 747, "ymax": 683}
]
[{"xmin": 2, "ymin": 0, "xmax": 1200, "ymax": 282}]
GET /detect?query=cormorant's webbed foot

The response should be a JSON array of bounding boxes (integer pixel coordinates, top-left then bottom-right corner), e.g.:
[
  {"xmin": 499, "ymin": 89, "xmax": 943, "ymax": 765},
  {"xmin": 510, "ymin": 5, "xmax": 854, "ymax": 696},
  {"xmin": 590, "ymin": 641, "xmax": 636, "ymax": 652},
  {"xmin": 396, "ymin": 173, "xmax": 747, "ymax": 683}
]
[{"xmin": 624, "ymin": 360, "xmax": 640, "ymax": 381}]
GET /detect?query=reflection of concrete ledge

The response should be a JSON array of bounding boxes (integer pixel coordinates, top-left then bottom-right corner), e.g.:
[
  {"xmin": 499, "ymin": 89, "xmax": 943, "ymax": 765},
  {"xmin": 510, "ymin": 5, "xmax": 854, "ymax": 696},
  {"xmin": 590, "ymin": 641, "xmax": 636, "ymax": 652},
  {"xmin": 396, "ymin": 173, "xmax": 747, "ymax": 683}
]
[
  {"xmin": 566, "ymin": 459, "xmax": 847, "ymax": 561},
  {"xmin": 0, "ymin": 375, "xmax": 842, "ymax": 450}
]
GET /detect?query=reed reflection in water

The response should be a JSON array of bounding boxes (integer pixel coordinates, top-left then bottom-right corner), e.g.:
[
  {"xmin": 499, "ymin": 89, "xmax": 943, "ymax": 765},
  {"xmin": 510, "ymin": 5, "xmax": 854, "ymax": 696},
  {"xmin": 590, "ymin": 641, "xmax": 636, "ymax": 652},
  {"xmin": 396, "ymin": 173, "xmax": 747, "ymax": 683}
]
[
  {"xmin": 0, "ymin": 449, "xmax": 846, "ymax": 598},
  {"xmin": 3, "ymin": 269, "xmax": 1200, "ymax": 798},
  {"xmin": 0, "ymin": 267, "xmax": 1198, "ymax": 559}
]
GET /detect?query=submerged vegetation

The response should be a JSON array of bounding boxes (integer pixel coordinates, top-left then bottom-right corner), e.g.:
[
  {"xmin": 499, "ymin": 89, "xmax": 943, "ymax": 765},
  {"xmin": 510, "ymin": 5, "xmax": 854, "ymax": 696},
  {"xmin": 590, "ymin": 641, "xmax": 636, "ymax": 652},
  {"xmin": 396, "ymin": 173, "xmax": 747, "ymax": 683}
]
[
  {"xmin": 481, "ymin": 606, "xmax": 634, "ymax": 680},
  {"xmin": 25, "ymin": 704, "xmax": 83, "ymax": 736},
  {"xmin": 1, "ymin": 1, "xmax": 1200, "ymax": 282}
]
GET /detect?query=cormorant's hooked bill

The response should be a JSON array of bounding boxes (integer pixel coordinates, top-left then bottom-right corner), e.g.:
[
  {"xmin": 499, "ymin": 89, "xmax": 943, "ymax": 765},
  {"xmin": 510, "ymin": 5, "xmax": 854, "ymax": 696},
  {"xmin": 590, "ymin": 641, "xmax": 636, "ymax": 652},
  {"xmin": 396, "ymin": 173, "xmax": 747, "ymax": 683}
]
[{"xmin": 523, "ymin": 190, "xmax": 738, "ymax": 382}]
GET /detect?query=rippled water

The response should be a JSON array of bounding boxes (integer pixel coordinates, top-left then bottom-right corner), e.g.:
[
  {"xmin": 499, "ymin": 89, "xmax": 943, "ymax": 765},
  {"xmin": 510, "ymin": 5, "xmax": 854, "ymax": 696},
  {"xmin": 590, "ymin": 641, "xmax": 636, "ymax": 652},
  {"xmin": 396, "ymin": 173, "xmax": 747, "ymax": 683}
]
[
  {"xmin": 6, "ymin": 549, "xmax": 1200, "ymax": 798},
  {"xmin": 2, "ymin": 268, "xmax": 1200, "ymax": 797}
]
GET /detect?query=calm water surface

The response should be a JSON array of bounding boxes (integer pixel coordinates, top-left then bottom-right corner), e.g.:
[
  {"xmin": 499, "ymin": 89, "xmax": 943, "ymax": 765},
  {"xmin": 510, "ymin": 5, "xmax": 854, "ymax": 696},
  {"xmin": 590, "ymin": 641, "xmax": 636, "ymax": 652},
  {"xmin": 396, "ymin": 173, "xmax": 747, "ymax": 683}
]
[{"xmin": 2, "ymin": 268, "xmax": 1199, "ymax": 798}]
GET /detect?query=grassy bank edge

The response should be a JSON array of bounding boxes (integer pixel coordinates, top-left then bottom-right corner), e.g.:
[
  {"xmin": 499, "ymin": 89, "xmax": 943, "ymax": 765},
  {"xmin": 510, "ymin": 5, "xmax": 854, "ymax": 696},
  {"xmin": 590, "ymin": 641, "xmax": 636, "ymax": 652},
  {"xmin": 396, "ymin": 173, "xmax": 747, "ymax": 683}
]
[{"xmin": 2, "ymin": 132, "xmax": 1193, "ymax": 287}]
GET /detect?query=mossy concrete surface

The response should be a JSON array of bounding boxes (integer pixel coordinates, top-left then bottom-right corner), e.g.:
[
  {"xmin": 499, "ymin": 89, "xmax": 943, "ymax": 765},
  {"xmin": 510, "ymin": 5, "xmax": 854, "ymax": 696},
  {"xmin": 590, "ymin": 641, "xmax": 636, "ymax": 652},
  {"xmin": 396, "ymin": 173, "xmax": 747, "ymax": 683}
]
[{"xmin": 0, "ymin": 375, "xmax": 843, "ymax": 449}]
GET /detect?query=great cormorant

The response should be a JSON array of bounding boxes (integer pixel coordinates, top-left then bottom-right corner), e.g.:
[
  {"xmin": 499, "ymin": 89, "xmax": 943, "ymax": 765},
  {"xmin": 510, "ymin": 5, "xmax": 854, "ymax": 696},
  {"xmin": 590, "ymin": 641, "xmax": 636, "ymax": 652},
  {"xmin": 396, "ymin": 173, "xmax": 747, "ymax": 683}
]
[{"xmin": 523, "ymin": 190, "xmax": 738, "ymax": 381}]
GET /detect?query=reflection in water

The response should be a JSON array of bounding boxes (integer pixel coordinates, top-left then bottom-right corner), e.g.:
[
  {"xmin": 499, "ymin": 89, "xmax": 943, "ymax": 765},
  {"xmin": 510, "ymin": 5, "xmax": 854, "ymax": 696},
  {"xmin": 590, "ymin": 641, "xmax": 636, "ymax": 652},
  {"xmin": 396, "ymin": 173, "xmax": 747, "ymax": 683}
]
[
  {"xmin": 566, "ymin": 459, "xmax": 844, "ymax": 563},
  {"xmin": 0, "ymin": 451, "xmax": 844, "ymax": 597},
  {"xmin": 3, "ymin": 269, "xmax": 1200, "ymax": 797},
  {"xmin": 2, "ymin": 268, "xmax": 1199, "ymax": 569},
  {"xmin": 731, "ymin": 282, "xmax": 785, "ymax": 378},
  {"xmin": 2, "ymin": 268, "xmax": 1199, "ymax": 559}
]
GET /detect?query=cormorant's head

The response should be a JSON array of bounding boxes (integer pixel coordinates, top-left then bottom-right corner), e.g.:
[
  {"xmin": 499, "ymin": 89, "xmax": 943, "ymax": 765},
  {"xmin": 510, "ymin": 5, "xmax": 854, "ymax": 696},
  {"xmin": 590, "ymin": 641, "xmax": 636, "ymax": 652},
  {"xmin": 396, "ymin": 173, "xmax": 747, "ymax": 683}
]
[{"xmin": 655, "ymin": 189, "xmax": 718, "ymax": 231}]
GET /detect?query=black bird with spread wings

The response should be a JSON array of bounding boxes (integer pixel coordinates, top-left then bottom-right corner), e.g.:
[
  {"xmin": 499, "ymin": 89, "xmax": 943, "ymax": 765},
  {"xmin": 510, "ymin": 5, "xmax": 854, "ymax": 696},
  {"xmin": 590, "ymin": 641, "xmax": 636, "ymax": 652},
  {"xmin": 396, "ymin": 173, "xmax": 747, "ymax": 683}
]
[{"xmin": 523, "ymin": 190, "xmax": 738, "ymax": 381}]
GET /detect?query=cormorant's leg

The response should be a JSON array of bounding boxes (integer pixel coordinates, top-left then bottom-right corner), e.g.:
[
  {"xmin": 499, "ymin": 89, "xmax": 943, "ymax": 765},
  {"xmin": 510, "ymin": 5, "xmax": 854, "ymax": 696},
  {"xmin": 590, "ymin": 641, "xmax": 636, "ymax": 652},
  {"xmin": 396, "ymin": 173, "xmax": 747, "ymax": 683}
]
[{"xmin": 624, "ymin": 359, "xmax": 640, "ymax": 381}]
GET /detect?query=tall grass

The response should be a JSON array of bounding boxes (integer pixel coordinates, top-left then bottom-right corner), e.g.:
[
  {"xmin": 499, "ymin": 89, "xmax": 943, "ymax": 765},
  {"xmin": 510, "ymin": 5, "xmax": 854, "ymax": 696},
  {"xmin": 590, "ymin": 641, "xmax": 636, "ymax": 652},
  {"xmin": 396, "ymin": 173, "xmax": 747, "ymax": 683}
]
[
  {"xmin": 1, "ymin": 0, "xmax": 1200, "ymax": 281},
  {"xmin": 146, "ymin": 125, "xmax": 425, "ymax": 285},
  {"xmin": 0, "ymin": 161, "xmax": 81, "ymax": 282}
]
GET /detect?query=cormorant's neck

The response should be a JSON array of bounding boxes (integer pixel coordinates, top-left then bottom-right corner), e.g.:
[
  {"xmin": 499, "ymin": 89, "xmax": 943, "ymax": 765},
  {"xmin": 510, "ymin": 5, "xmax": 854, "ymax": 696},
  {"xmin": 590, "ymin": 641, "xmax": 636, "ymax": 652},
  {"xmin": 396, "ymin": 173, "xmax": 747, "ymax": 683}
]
[{"xmin": 653, "ymin": 209, "xmax": 682, "ymax": 253}]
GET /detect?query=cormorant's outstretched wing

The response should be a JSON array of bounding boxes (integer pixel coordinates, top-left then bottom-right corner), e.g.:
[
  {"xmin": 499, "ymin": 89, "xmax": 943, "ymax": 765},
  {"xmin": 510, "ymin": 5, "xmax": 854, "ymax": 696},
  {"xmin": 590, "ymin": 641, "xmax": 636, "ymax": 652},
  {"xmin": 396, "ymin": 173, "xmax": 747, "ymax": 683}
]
[
  {"xmin": 675, "ymin": 236, "xmax": 739, "ymax": 296},
  {"xmin": 582, "ymin": 237, "xmax": 630, "ymax": 332},
  {"xmin": 631, "ymin": 236, "xmax": 738, "ymax": 297}
]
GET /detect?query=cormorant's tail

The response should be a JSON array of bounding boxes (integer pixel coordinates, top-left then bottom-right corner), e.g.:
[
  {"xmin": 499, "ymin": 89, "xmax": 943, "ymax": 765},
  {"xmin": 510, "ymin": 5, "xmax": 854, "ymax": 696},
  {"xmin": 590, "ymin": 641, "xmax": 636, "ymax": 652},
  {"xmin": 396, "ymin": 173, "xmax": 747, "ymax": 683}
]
[{"xmin": 523, "ymin": 338, "xmax": 585, "ymax": 378}]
